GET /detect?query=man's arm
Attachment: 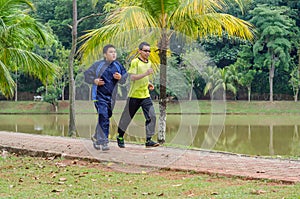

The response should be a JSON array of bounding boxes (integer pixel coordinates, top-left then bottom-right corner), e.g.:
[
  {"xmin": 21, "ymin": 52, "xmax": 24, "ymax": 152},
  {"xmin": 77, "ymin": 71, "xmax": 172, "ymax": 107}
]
[
  {"xmin": 84, "ymin": 62, "xmax": 98, "ymax": 84},
  {"xmin": 130, "ymin": 68, "xmax": 153, "ymax": 81}
]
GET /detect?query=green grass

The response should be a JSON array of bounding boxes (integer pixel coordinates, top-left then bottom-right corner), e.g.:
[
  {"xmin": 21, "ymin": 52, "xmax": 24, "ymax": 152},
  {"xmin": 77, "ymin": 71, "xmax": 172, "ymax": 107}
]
[
  {"xmin": 1, "ymin": 100, "xmax": 300, "ymax": 114},
  {"xmin": 0, "ymin": 154, "xmax": 299, "ymax": 198}
]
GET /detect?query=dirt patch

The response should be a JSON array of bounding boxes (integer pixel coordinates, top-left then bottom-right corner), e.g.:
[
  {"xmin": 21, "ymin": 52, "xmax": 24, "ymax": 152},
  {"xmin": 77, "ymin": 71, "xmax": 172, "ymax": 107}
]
[
  {"xmin": 58, "ymin": 101, "xmax": 69, "ymax": 109},
  {"xmin": 22, "ymin": 103, "xmax": 35, "ymax": 110}
]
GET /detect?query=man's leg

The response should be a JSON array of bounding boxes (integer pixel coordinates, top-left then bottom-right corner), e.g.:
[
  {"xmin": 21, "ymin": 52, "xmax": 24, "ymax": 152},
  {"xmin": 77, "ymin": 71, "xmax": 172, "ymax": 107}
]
[
  {"xmin": 98, "ymin": 114, "xmax": 110, "ymax": 151},
  {"xmin": 117, "ymin": 98, "xmax": 141, "ymax": 147},
  {"xmin": 118, "ymin": 98, "xmax": 141, "ymax": 137},
  {"xmin": 92, "ymin": 103, "xmax": 101, "ymax": 150},
  {"xmin": 141, "ymin": 97, "xmax": 159, "ymax": 147},
  {"xmin": 93, "ymin": 102, "xmax": 110, "ymax": 150}
]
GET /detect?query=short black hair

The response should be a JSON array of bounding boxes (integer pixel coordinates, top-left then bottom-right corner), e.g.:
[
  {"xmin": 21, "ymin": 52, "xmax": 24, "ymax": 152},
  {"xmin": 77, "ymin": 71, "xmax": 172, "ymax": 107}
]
[
  {"xmin": 138, "ymin": 42, "xmax": 150, "ymax": 50},
  {"xmin": 103, "ymin": 44, "xmax": 115, "ymax": 54}
]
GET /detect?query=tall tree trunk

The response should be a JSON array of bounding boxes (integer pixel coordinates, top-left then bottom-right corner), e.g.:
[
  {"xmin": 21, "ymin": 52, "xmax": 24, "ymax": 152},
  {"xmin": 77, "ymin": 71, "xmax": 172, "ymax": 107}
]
[
  {"xmin": 269, "ymin": 57, "xmax": 275, "ymax": 102},
  {"xmin": 157, "ymin": 31, "xmax": 168, "ymax": 143},
  {"xmin": 68, "ymin": 0, "xmax": 78, "ymax": 137}
]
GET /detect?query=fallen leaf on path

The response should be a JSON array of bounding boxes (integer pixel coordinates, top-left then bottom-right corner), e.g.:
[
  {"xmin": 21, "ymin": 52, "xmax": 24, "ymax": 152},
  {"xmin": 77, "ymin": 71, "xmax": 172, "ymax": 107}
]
[
  {"xmin": 172, "ymin": 184, "xmax": 182, "ymax": 187},
  {"xmin": 46, "ymin": 156, "xmax": 57, "ymax": 161},
  {"xmin": 157, "ymin": 193, "xmax": 164, "ymax": 196},
  {"xmin": 107, "ymin": 162, "xmax": 114, "ymax": 167},
  {"xmin": 51, "ymin": 189, "xmax": 64, "ymax": 193},
  {"xmin": 55, "ymin": 162, "xmax": 67, "ymax": 167},
  {"xmin": 59, "ymin": 177, "xmax": 67, "ymax": 181}
]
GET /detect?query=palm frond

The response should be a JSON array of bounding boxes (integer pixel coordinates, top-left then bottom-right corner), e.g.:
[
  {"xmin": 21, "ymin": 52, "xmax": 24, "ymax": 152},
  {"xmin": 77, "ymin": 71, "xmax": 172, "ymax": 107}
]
[
  {"xmin": 6, "ymin": 48, "xmax": 58, "ymax": 84},
  {"xmin": 78, "ymin": 6, "xmax": 163, "ymax": 66},
  {"xmin": 173, "ymin": 0, "xmax": 221, "ymax": 18},
  {"xmin": 0, "ymin": 0, "xmax": 34, "ymax": 13},
  {"xmin": 104, "ymin": 6, "xmax": 157, "ymax": 30},
  {"xmin": 173, "ymin": 13, "xmax": 254, "ymax": 40},
  {"xmin": 0, "ymin": 60, "xmax": 15, "ymax": 98},
  {"xmin": 142, "ymin": 0, "xmax": 179, "ymax": 16},
  {"xmin": 226, "ymin": 83, "xmax": 237, "ymax": 94},
  {"xmin": 0, "ymin": 0, "xmax": 58, "ymax": 98}
]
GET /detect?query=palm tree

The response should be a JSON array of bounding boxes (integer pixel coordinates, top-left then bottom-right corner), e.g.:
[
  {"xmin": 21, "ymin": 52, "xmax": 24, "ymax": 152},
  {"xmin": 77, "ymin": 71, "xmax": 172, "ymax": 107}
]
[
  {"xmin": 79, "ymin": 0, "xmax": 254, "ymax": 143},
  {"xmin": 215, "ymin": 67, "xmax": 237, "ymax": 100},
  {"xmin": 202, "ymin": 66, "xmax": 221, "ymax": 99},
  {"xmin": 0, "ymin": 0, "xmax": 58, "ymax": 99},
  {"xmin": 224, "ymin": 64, "xmax": 239, "ymax": 99},
  {"xmin": 202, "ymin": 67, "xmax": 237, "ymax": 100}
]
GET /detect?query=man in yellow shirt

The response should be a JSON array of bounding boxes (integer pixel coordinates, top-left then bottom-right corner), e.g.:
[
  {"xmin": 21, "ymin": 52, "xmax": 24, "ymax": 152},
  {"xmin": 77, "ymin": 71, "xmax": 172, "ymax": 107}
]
[{"xmin": 117, "ymin": 42, "xmax": 159, "ymax": 148}]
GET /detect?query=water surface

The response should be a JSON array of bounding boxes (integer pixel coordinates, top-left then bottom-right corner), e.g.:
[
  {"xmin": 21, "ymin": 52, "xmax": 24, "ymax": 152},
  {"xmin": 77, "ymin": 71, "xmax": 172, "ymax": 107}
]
[{"xmin": 0, "ymin": 114, "xmax": 299, "ymax": 157}]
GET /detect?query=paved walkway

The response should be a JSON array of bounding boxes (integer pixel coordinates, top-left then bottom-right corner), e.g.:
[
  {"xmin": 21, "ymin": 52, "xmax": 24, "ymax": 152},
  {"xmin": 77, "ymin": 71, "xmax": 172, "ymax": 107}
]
[{"xmin": 1, "ymin": 131, "xmax": 300, "ymax": 183}]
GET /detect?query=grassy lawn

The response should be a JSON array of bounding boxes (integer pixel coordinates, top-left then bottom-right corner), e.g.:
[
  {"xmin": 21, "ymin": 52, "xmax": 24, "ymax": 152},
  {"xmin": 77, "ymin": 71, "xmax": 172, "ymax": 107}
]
[{"xmin": 1, "ymin": 154, "xmax": 299, "ymax": 199}]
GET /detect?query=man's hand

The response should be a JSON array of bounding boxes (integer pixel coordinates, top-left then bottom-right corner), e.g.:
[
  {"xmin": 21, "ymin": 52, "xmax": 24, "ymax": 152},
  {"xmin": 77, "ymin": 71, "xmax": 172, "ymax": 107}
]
[
  {"xmin": 146, "ymin": 68, "xmax": 153, "ymax": 75},
  {"xmin": 148, "ymin": 82, "xmax": 154, "ymax": 91},
  {"xmin": 113, "ymin": 72, "xmax": 122, "ymax": 80},
  {"xmin": 94, "ymin": 78, "xmax": 105, "ymax": 86}
]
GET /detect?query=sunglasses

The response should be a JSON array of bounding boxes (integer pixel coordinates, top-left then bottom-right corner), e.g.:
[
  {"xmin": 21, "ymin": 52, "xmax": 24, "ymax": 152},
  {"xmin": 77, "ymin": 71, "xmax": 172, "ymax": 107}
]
[{"xmin": 141, "ymin": 49, "xmax": 151, "ymax": 53}]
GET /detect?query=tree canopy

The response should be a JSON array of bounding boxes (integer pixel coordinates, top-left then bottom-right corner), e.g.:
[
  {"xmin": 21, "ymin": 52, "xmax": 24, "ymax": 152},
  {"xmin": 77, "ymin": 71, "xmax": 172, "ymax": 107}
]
[{"xmin": 0, "ymin": 0, "xmax": 58, "ymax": 98}]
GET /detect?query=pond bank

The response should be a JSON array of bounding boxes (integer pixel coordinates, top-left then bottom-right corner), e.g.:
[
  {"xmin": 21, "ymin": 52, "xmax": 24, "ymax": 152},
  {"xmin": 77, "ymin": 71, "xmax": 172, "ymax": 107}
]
[{"xmin": 1, "ymin": 100, "xmax": 300, "ymax": 114}]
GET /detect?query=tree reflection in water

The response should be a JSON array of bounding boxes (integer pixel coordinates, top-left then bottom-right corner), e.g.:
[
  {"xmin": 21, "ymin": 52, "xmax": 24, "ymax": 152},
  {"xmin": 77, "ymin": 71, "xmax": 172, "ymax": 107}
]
[{"xmin": 1, "ymin": 114, "xmax": 300, "ymax": 157}]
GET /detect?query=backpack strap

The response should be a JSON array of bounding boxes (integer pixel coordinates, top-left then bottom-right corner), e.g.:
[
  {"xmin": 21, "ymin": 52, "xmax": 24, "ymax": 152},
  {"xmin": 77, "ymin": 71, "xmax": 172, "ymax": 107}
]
[
  {"xmin": 96, "ymin": 61, "xmax": 109, "ymax": 78},
  {"xmin": 113, "ymin": 61, "xmax": 122, "ymax": 74}
]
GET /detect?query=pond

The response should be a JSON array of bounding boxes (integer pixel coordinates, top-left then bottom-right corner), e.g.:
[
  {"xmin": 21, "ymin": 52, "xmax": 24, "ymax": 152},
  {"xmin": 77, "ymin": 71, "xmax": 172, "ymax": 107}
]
[{"xmin": 0, "ymin": 113, "xmax": 299, "ymax": 157}]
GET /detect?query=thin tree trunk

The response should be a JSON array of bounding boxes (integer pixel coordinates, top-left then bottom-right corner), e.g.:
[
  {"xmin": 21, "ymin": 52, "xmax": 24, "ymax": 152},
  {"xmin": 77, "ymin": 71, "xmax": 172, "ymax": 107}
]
[
  {"xmin": 157, "ymin": 31, "xmax": 168, "ymax": 144},
  {"xmin": 14, "ymin": 70, "xmax": 17, "ymax": 101},
  {"xmin": 68, "ymin": 0, "xmax": 78, "ymax": 137},
  {"xmin": 297, "ymin": 46, "xmax": 300, "ymax": 102},
  {"xmin": 247, "ymin": 86, "xmax": 251, "ymax": 102},
  {"xmin": 189, "ymin": 80, "xmax": 193, "ymax": 101},
  {"xmin": 61, "ymin": 85, "xmax": 65, "ymax": 101},
  {"xmin": 269, "ymin": 60, "xmax": 275, "ymax": 102},
  {"xmin": 89, "ymin": 85, "xmax": 91, "ymax": 101}
]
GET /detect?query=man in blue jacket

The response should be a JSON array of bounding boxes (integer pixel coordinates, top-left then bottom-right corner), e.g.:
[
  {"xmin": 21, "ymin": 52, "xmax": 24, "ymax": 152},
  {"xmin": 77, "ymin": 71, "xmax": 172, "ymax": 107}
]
[{"xmin": 84, "ymin": 44, "xmax": 127, "ymax": 151}]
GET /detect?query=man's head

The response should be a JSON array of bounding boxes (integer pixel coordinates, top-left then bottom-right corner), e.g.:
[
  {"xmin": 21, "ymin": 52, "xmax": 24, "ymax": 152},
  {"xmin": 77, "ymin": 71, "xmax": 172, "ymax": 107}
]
[
  {"xmin": 138, "ymin": 42, "xmax": 151, "ymax": 61},
  {"xmin": 103, "ymin": 44, "xmax": 117, "ymax": 62}
]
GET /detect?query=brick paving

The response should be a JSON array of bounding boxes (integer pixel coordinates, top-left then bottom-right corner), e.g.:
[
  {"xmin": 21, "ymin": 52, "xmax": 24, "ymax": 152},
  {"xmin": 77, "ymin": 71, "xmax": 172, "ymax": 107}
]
[{"xmin": 1, "ymin": 131, "xmax": 300, "ymax": 183}]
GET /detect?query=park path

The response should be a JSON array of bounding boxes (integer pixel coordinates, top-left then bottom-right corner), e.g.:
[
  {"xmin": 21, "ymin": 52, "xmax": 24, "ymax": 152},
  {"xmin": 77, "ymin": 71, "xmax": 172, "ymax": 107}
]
[{"xmin": 0, "ymin": 131, "xmax": 299, "ymax": 183}]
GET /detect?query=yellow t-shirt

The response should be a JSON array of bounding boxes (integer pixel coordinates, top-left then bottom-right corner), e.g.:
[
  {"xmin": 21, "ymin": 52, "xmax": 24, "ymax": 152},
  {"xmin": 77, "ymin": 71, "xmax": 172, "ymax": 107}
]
[{"xmin": 128, "ymin": 58, "xmax": 151, "ymax": 98}]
